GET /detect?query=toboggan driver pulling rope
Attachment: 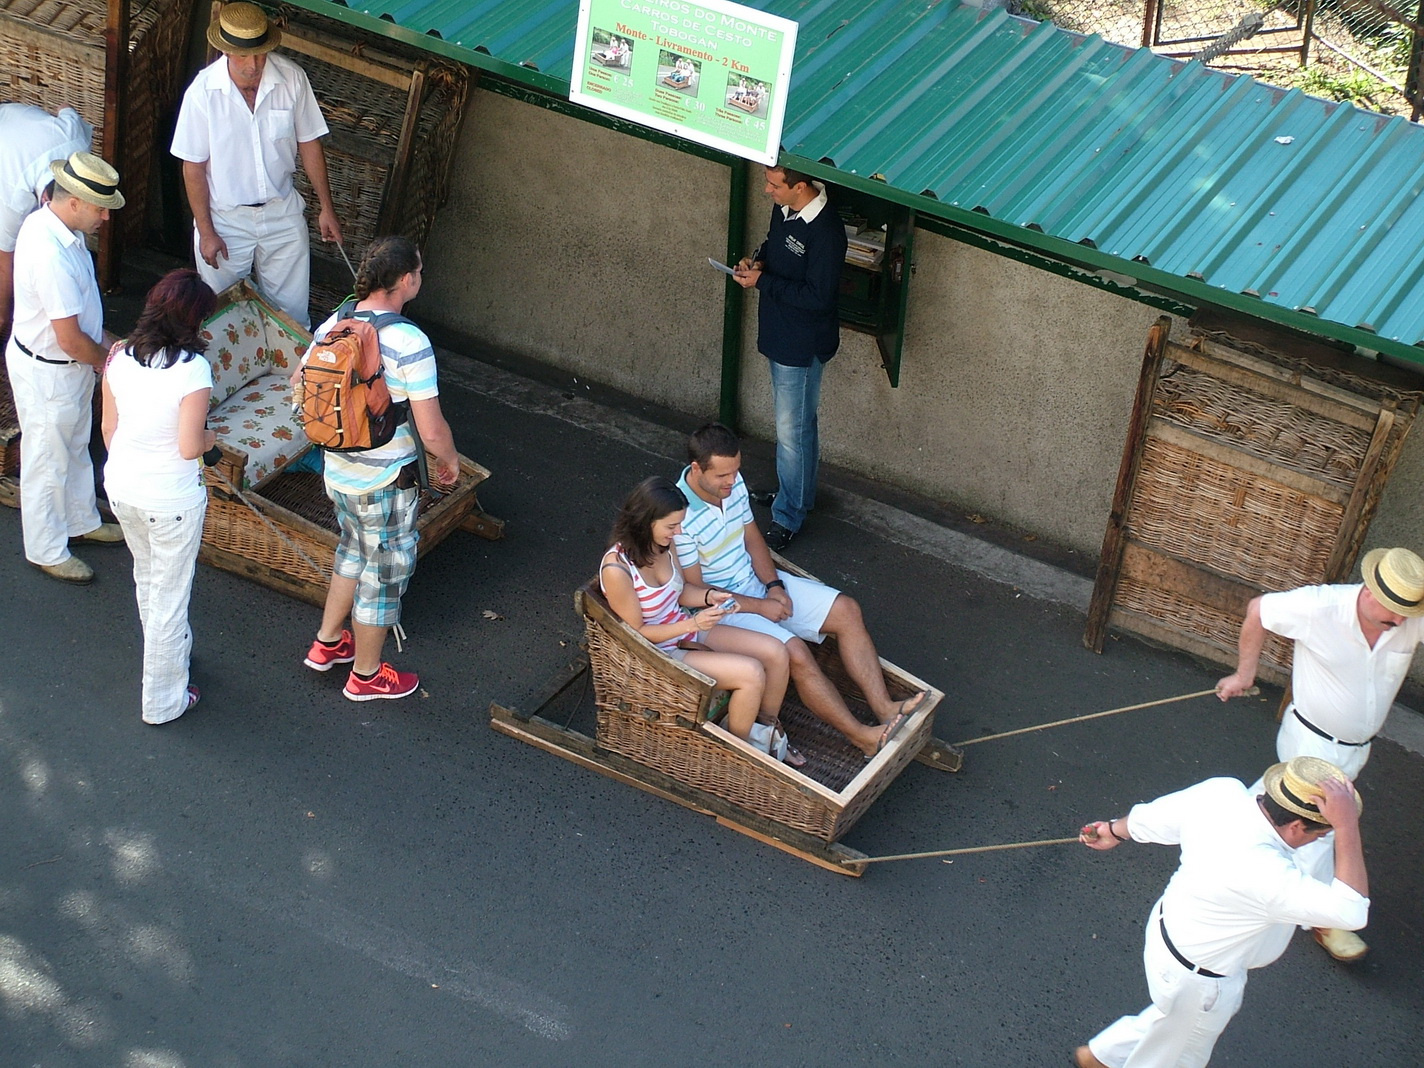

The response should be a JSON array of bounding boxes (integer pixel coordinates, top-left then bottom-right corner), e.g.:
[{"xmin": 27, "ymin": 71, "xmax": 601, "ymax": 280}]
[{"xmin": 855, "ymin": 685, "xmax": 1259, "ymax": 865}]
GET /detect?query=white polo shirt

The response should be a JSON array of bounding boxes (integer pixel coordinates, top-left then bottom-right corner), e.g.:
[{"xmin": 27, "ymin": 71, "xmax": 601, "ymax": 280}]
[
  {"xmin": 9, "ymin": 204, "xmax": 102, "ymax": 362},
  {"xmin": 170, "ymin": 52, "xmax": 328, "ymax": 215},
  {"xmin": 1127, "ymin": 777, "xmax": 1368, "ymax": 975},
  {"xmin": 0, "ymin": 104, "xmax": 93, "ymax": 252},
  {"xmin": 1260, "ymin": 583, "xmax": 1424, "ymax": 743}
]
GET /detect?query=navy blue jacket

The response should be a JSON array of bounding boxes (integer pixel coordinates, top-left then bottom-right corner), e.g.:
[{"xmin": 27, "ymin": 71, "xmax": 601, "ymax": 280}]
[{"xmin": 754, "ymin": 196, "xmax": 846, "ymax": 367}]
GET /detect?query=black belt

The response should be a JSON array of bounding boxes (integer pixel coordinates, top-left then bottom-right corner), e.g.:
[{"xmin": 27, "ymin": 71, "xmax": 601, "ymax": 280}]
[
  {"xmin": 1158, "ymin": 914, "xmax": 1225, "ymax": 978},
  {"xmin": 1293, "ymin": 708, "xmax": 1370, "ymax": 747},
  {"xmin": 240, "ymin": 200, "xmax": 277, "ymax": 208},
  {"xmin": 13, "ymin": 337, "xmax": 75, "ymax": 365}
]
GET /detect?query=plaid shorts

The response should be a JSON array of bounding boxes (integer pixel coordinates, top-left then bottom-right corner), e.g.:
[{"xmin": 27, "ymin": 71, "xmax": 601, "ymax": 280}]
[{"xmin": 329, "ymin": 483, "xmax": 420, "ymax": 627}]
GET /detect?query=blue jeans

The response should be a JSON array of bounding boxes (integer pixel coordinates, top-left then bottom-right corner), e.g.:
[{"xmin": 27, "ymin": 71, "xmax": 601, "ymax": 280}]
[{"xmin": 768, "ymin": 357, "xmax": 826, "ymax": 533}]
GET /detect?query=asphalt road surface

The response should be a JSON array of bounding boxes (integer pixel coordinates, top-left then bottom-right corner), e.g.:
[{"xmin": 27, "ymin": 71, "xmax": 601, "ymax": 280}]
[{"xmin": 4, "ymin": 329, "xmax": 1422, "ymax": 1066}]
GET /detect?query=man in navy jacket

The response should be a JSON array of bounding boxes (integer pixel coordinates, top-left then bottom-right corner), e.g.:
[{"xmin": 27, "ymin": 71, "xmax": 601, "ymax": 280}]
[{"xmin": 734, "ymin": 164, "xmax": 846, "ymax": 550}]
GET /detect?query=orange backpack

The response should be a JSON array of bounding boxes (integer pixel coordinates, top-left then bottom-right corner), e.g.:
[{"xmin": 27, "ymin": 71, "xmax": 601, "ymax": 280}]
[{"xmin": 296, "ymin": 302, "xmax": 410, "ymax": 451}]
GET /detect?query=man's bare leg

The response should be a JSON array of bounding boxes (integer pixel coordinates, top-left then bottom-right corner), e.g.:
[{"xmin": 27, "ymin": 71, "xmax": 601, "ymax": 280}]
[
  {"xmin": 785, "ymin": 638, "xmax": 887, "ymax": 755},
  {"xmin": 820, "ymin": 594, "xmax": 926, "ymax": 723}
]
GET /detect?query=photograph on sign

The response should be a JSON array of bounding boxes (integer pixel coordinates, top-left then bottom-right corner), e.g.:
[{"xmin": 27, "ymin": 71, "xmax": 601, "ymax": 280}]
[{"xmin": 570, "ymin": 0, "xmax": 798, "ymax": 165}]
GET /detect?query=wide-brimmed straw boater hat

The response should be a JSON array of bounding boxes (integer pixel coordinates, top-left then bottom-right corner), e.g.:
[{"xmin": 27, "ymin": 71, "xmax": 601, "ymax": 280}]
[
  {"xmin": 207, "ymin": 2, "xmax": 281, "ymax": 56},
  {"xmin": 49, "ymin": 152, "xmax": 124, "ymax": 210},
  {"xmin": 1361, "ymin": 546, "xmax": 1424, "ymax": 617},
  {"xmin": 1263, "ymin": 756, "xmax": 1362, "ymax": 826}
]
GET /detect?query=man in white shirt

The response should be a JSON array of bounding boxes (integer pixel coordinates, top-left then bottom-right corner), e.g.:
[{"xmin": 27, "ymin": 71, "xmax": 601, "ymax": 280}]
[
  {"xmin": 5, "ymin": 152, "xmax": 126, "ymax": 583},
  {"xmin": 1074, "ymin": 756, "xmax": 1369, "ymax": 1068},
  {"xmin": 171, "ymin": 2, "xmax": 341, "ymax": 329},
  {"xmin": 0, "ymin": 103, "xmax": 94, "ymax": 342},
  {"xmin": 1215, "ymin": 546, "xmax": 1424, "ymax": 961}
]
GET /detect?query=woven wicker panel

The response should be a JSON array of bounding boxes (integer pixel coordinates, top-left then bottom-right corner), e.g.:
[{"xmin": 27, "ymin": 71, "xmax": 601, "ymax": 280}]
[
  {"xmin": 586, "ymin": 609, "xmax": 932, "ymax": 841},
  {"xmin": 275, "ymin": 3, "xmax": 470, "ymax": 327},
  {"xmin": 1114, "ymin": 574, "xmax": 1294, "ymax": 679},
  {"xmin": 202, "ymin": 494, "xmax": 334, "ymax": 586},
  {"xmin": 1129, "ymin": 436, "xmax": 1340, "ymax": 590},
  {"xmin": 1154, "ymin": 363, "xmax": 1369, "ymax": 489},
  {"xmin": 0, "ymin": 0, "xmax": 192, "ymax": 241}
]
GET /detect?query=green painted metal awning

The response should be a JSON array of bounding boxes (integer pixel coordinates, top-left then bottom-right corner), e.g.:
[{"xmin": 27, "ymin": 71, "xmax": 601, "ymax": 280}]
[{"xmin": 293, "ymin": 0, "xmax": 1424, "ymax": 368}]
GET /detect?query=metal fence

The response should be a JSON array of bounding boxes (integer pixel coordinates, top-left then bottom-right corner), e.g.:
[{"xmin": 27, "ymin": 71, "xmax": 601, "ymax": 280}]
[{"xmin": 1012, "ymin": 0, "xmax": 1424, "ymax": 119}]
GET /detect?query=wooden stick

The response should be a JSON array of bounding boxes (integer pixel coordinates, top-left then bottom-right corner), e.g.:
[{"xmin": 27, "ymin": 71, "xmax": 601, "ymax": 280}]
[
  {"xmin": 954, "ymin": 686, "xmax": 1258, "ymax": 748},
  {"xmin": 857, "ymin": 835, "xmax": 1085, "ymax": 865}
]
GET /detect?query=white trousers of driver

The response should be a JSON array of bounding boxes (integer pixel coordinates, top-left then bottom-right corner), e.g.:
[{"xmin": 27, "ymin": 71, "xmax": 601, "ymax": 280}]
[
  {"xmin": 1088, "ymin": 901, "xmax": 1247, "ymax": 1068},
  {"xmin": 5, "ymin": 342, "xmax": 101, "ymax": 565},
  {"xmin": 194, "ymin": 194, "xmax": 311, "ymax": 328}
]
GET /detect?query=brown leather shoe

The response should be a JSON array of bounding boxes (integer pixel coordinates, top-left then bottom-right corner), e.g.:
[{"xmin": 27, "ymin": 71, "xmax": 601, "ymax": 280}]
[
  {"xmin": 72, "ymin": 522, "xmax": 124, "ymax": 544},
  {"xmin": 1074, "ymin": 1046, "xmax": 1110, "ymax": 1068},
  {"xmin": 36, "ymin": 556, "xmax": 94, "ymax": 584},
  {"xmin": 1313, "ymin": 926, "xmax": 1368, "ymax": 962}
]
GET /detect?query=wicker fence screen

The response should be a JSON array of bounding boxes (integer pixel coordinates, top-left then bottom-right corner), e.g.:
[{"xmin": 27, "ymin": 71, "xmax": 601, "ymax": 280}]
[
  {"xmin": 0, "ymin": 0, "xmax": 194, "ymax": 242},
  {"xmin": 1086, "ymin": 319, "xmax": 1422, "ymax": 684},
  {"xmin": 272, "ymin": 3, "xmax": 472, "ymax": 325}
]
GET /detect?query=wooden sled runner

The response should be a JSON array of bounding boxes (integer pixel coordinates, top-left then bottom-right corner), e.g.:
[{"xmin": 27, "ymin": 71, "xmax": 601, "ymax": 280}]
[
  {"xmin": 198, "ymin": 282, "xmax": 504, "ymax": 605},
  {"xmin": 490, "ymin": 561, "xmax": 962, "ymax": 875}
]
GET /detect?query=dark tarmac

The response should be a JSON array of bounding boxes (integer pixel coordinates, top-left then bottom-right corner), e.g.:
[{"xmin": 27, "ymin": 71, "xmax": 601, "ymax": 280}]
[{"xmin": 3, "ymin": 277, "xmax": 1423, "ymax": 1066}]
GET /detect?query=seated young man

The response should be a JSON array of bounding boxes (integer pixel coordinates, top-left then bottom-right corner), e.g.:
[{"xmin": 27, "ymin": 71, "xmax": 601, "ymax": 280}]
[{"xmin": 675, "ymin": 423, "xmax": 927, "ymax": 756}]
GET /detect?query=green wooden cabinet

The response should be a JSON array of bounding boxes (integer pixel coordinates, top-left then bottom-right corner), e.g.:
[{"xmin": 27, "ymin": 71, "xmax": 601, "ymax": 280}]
[{"xmin": 832, "ymin": 183, "xmax": 915, "ymax": 387}]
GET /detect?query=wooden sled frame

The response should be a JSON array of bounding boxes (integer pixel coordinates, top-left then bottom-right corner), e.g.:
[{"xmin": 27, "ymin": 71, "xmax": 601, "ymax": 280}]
[{"xmin": 490, "ymin": 558, "xmax": 962, "ymax": 875}]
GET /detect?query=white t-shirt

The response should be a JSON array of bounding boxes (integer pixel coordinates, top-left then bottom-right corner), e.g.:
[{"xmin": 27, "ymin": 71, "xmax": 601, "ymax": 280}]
[
  {"xmin": 103, "ymin": 347, "xmax": 214, "ymax": 511},
  {"xmin": 0, "ymin": 104, "xmax": 93, "ymax": 252}
]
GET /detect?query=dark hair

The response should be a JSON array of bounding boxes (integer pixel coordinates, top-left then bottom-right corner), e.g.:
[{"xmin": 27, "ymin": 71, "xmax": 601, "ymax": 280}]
[
  {"xmin": 41, "ymin": 179, "xmax": 57, "ymax": 202},
  {"xmin": 126, "ymin": 269, "xmax": 217, "ymax": 369},
  {"xmin": 608, "ymin": 476, "xmax": 687, "ymax": 568},
  {"xmin": 1261, "ymin": 794, "xmax": 1329, "ymax": 832},
  {"xmin": 687, "ymin": 422, "xmax": 740, "ymax": 468},
  {"xmin": 769, "ymin": 164, "xmax": 813, "ymax": 190},
  {"xmin": 355, "ymin": 236, "xmax": 421, "ymax": 299}
]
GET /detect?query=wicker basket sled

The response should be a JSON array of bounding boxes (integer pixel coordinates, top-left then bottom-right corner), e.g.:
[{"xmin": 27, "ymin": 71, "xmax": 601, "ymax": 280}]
[
  {"xmin": 197, "ymin": 283, "xmax": 503, "ymax": 604},
  {"xmin": 490, "ymin": 567, "xmax": 962, "ymax": 875}
]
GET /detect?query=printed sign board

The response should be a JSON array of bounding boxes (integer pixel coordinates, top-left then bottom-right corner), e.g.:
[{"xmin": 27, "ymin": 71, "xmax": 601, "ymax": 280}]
[{"xmin": 570, "ymin": 0, "xmax": 798, "ymax": 165}]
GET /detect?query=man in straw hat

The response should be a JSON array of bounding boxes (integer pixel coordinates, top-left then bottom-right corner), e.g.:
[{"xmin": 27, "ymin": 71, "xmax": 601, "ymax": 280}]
[
  {"xmin": 4, "ymin": 151, "xmax": 125, "ymax": 583},
  {"xmin": 1216, "ymin": 545, "xmax": 1424, "ymax": 961},
  {"xmin": 171, "ymin": 1, "xmax": 341, "ymax": 328},
  {"xmin": 1073, "ymin": 756, "xmax": 1368, "ymax": 1068}
]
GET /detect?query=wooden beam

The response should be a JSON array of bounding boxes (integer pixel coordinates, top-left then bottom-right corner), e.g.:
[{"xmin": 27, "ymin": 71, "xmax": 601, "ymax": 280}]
[
  {"xmin": 1148, "ymin": 417, "xmax": 1351, "ymax": 505},
  {"xmin": 1324, "ymin": 402, "xmax": 1396, "ymax": 581},
  {"xmin": 1086, "ymin": 317, "xmax": 1173, "ymax": 652},
  {"xmin": 98, "ymin": 0, "xmax": 128, "ymax": 292},
  {"xmin": 1182, "ymin": 340, "xmax": 1381, "ymax": 427},
  {"xmin": 279, "ymin": 29, "xmax": 413, "ymax": 90},
  {"xmin": 488, "ymin": 705, "xmax": 869, "ymax": 875}
]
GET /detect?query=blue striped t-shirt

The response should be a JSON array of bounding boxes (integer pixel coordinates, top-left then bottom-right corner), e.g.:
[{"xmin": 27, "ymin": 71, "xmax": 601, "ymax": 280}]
[{"xmin": 674, "ymin": 468, "xmax": 761, "ymax": 595}]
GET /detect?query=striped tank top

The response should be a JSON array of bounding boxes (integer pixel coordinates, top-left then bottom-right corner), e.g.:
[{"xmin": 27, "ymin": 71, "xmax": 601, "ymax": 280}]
[{"xmin": 600, "ymin": 545, "xmax": 691, "ymax": 652}]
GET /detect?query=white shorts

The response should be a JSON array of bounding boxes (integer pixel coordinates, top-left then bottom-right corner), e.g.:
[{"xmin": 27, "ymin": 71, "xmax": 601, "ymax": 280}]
[{"xmin": 722, "ymin": 570, "xmax": 837, "ymax": 644}]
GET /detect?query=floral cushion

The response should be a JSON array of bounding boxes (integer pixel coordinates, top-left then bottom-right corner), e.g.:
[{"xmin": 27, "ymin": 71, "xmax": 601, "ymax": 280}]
[
  {"xmin": 199, "ymin": 296, "xmax": 313, "ymax": 488},
  {"xmin": 209, "ymin": 373, "xmax": 304, "ymax": 488}
]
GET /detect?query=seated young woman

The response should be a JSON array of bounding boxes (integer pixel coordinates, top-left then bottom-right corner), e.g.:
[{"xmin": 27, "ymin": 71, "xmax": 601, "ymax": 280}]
[{"xmin": 601, "ymin": 476, "xmax": 804, "ymax": 766}]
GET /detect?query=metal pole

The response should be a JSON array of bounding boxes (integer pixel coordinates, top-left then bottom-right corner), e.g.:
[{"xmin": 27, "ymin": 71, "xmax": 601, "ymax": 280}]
[{"xmin": 719, "ymin": 158, "xmax": 748, "ymax": 429}]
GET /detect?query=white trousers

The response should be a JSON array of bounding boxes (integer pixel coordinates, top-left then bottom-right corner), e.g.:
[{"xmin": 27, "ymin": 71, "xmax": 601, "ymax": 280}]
[
  {"xmin": 5, "ymin": 342, "xmax": 100, "ymax": 565},
  {"xmin": 112, "ymin": 499, "xmax": 205, "ymax": 724},
  {"xmin": 1089, "ymin": 903, "xmax": 1247, "ymax": 1068},
  {"xmin": 195, "ymin": 198, "xmax": 311, "ymax": 328}
]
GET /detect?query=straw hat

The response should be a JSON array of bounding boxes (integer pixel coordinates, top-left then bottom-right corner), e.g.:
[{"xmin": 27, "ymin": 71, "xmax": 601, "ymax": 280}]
[
  {"xmin": 1263, "ymin": 756, "xmax": 1362, "ymax": 825},
  {"xmin": 49, "ymin": 152, "xmax": 124, "ymax": 210},
  {"xmin": 207, "ymin": 2, "xmax": 281, "ymax": 56},
  {"xmin": 1361, "ymin": 547, "xmax": 1424, "ymax": 617}
]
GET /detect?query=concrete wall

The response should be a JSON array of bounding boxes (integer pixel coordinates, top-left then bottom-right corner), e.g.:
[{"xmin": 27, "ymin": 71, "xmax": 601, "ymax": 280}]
[
  {"xmin": 419, "ymin": 86, "xmax": 1424, "ymax": 567},
  {"xmin": 418, "ymin": 90, "xmax": 730, "ymax": 416}
]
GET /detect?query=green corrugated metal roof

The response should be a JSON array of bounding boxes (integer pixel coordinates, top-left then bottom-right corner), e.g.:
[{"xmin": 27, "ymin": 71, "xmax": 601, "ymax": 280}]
[{"xmin": 291, "ymin": 0, "xmax": 1424, "ymax": 368}]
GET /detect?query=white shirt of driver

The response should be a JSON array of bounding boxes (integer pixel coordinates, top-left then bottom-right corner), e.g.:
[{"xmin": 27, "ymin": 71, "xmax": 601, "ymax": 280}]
[
  {"xmin": 1127, "ymin": 777, "xmax": 1368, "ymax": 976},
  {"xmin": 9, "ymin": 204, "xmax": 102, "ymax": 362},
  {"xmin": 1260, "ymin": 583, "xmax": 1424, "ymax": 743},
  {"xmin": 170, "ymin": 52, "xmax": 328, "ymax": 214}
]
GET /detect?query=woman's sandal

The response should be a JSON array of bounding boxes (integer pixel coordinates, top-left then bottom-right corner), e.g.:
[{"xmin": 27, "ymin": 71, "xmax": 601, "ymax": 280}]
[{"xmin": 770, "ymin": 723, "xmax": 808, "ymax": 767}]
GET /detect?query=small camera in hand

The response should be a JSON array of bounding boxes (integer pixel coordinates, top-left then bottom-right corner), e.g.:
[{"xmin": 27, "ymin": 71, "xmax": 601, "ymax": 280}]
[{"xmin": 202, "ymin": 444, "xmax": 224, "ymax": 467}]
